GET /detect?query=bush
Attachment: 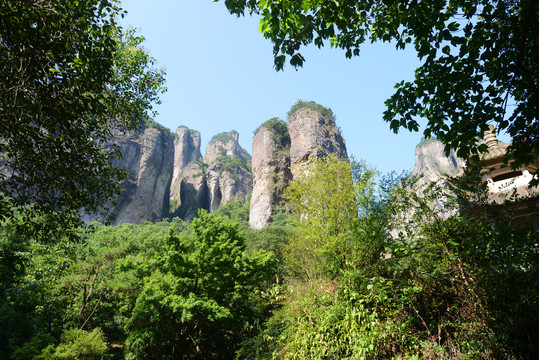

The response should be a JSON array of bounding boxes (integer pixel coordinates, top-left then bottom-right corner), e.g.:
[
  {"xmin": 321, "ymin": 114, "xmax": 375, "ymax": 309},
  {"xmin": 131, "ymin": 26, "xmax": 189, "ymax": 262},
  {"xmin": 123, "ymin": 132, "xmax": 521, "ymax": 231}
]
[{"xmin": 37, "ymin": 328, "xmax": 109, "ymax": 360}]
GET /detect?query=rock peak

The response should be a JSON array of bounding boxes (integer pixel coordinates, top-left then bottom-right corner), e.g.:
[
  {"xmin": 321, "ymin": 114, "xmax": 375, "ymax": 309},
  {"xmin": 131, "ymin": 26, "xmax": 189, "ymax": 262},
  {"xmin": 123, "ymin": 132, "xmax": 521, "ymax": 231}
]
[
  {"xmin": 287, "ymin": 101, "xmax": 347, "ymax": 168},
  {"xmin": 169, "ymin": 129, "xmax": 252, "ymax": 220},
  {"xmin": 172, "ymin": 126, "xmax": 202, "ymax": 180},
  {"xmin": 204, "ymin": 130, "xmax": 250, "ymax": 165},
  {"xmin": 250, "ymin": 101, "xmax": 348, "ymax": 228},
  {"xmin": 250, "ymin": 119, "xmax": 292, "ymax": 229}
]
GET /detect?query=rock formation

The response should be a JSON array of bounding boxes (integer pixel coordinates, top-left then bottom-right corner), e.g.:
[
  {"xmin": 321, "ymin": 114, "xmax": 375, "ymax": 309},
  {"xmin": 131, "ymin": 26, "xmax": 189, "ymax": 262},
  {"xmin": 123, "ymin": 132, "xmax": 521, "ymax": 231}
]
[
  {"xmin": 169, "ymin": 127, "xmax": 204, "ymax": 217},
  {"xmin": 170, "ymin": 162, "xmax": 208, "ymax": 220},
  {"xmin": 171, "ymin": 126, "xmax": 202, "ymax": 183},
  {"xmin": 410, "ymin": 138, "xmax": 465, "ymax": 182},
  {"xmin": 168, "ymin": 130, "xmax": 252, "ymax": 220},
  {"xmin": 84, "ymin": 102, "xmax": 350, "ymax": 226},
  {"xmin": 204, "ymin": 130, "xmax": 250, "ymax": 165},
  {"xmin": 406, "ymin": 137, "xmax": 465, "ymax": 221},
  {"xmin": 249, "ymin": 119, "xmax": 292, "ymax": 229},
  {"xmin": 387, "ymin": 138, "xmax": 465, "ymax": 238},
  {"xmin": 249, "ymin": 102, "xmax": 348, "ymax": 228},
  {"xmin": 83, "ymin": 124, "xmax": 175, "ymax": 224},
  {"xmin": 204, "ymin": 131, "xmax": 252, "ymax": 213},
  {"xmin": 287, "ymin": 102, "xmax": 348, "ymax": 173},
  {"xmin": 83, "ymin": 123, "xmax": 254, "ymax": 224}
]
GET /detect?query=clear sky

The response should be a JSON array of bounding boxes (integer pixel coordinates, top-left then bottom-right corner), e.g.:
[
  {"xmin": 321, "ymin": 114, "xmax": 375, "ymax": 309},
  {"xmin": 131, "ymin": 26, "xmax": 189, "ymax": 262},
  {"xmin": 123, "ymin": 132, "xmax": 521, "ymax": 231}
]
[{"xmin": 120, "ymin": 0, "xmax": 428, "ymax": 175}]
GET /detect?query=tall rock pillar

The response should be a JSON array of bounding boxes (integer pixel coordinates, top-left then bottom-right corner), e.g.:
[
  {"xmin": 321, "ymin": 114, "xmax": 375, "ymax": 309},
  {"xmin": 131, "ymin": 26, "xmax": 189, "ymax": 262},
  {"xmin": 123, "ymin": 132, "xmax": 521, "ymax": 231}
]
[
  {"xmin": 287, "ymin": 102, "xmax": 348, "ymax": 177},
  {"xmin": 169, "ymin": 126, "xmax": 206, "ymax": 220},
  {"xmin": 204, "ymin": 131, "xmax": 252, "ymax": 212},
  {"xmin": 249, "ymin": 120, "xmax": 292, "ymax": 229}
]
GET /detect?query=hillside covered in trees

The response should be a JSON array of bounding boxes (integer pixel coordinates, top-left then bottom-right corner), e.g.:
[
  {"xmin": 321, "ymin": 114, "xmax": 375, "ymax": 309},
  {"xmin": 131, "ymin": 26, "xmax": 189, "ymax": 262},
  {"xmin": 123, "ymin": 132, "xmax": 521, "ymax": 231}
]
[
  {"xmin": 2, "ymin": 153, "xmax": 538, "ymax": 359},
  {"xmin": 2, "ymin": 90, "xmax": 538, "ymax": 360}
]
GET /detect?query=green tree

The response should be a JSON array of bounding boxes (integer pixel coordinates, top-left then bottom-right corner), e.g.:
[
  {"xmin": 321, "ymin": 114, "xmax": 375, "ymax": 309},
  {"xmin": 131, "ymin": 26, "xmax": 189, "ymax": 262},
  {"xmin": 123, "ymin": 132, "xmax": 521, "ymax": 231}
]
[
  {"xmin": 283, "ymin": 155, "xmax": 379, "ymax": 282},
  {"xmin": 0, "ymin": 218, "xmax": 183, "ymax": 359},
  {"xmin": 124, "ymin": 211, "xmax": 277, "ymax": 359},
  {"xmin": 248, "ymin": 170, "xmax": 539, "ymax": 359},
  {"xmin": 0, "ymin": 0, "xmax": 166, "ymax": 222},
  {"xmin": 220, "ymin": 0, "xmax": 538, "ymax": 173},
  {"xmin": 212, "ymin": 199, "xmax": 251, "ymax": 229},
  {"xmin": 245, "ymin": 223, "xmax": 296, "ymax": 285}
]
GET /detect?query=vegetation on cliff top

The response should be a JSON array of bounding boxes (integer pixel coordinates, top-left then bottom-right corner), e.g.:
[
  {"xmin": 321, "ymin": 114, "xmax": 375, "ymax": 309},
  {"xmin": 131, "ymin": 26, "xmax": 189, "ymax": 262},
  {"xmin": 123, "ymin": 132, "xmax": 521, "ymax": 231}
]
[
  {"xmin": 416, "ymin": 135, "xmax": 440, "ymax": 147},
  {"xmin": 209, "ymin": 131, "xmax": 238, "ymax": 145},
  {"xmin": 142, "ymin": 115, "xmax": 172, "ymax": 136},
  {"xmin": 215, "ymin": 155, "xmax": 252, "ymax": 174},
  {"xmin": 288, "ymin": 100, "xmax": 335, "ymax": 121},
  {"xmin": 254, "ymin": 118, "xmax": 291, "ymax": 149}
]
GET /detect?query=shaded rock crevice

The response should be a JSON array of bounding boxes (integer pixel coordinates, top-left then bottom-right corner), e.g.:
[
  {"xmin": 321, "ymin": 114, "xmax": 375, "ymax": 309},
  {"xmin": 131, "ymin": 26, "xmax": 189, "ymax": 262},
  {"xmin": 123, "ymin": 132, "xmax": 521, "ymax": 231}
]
[{"xmin": 170, "ymin": 129, "xmax": 252, "ymax": 220}]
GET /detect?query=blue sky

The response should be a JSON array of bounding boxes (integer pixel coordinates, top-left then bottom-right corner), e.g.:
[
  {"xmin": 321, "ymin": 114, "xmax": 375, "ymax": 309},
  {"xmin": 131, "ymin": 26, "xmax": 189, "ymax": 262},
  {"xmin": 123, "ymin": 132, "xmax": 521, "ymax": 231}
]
[{"xmin": 120, "ymin": 0, "xmax": 427, "ymax": 175}]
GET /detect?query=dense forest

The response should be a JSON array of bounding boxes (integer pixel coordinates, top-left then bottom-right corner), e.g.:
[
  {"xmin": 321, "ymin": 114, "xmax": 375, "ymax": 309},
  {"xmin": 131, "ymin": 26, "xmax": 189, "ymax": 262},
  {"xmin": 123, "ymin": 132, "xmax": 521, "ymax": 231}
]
[{"xmin": 1, "ymin": 156, "xmax": 538, "ymax": 359}]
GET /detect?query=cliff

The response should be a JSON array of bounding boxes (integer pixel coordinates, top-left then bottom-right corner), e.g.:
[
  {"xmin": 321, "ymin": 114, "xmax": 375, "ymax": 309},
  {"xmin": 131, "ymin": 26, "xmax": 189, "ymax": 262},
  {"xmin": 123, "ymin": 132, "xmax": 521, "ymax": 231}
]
[
  {"xmin": 171, "ymin": 126, "xmax": 202, "ymax": 183},
  {"xmin": 83, "ymin": 123, "xmax": 254, "ymax": 224},
  {"xmin": 204, "ymin": 131, "xmax": 252, "ymax": 213},
  {"xmin": 168, "ymin": 130, "xmax": 252, "ymax": 220},
  {"xmin": 409, "ymin": 137, "xmax": 465, "ymax": 218},
  {"xmin": 170, "ymin": 162, "xmax": 208, "ymax": 221},
  {"xmin": 410, "ymin": 138, "xmax": 464, "ymax": 182},
  {"xmin": 288, "ymin": 101, "xmax": 348, "ymax": 170},
  {"xmin": 249, "ymin": 119, "xmax": 292, "ymax": 229},
  {"xmin": 84, "ymin": 102, "xmax": 353, "ymax": 226},
  {"xmin": 249, "ymin": 102, "xmax": 348, "ymax": 228},
  {"xmin": 168, "ymin": 126, "xmax": 206, "ymax": 220},
  {"xmin": 83, "ymin": 123, "xmax": 175, "ymax": 224}
]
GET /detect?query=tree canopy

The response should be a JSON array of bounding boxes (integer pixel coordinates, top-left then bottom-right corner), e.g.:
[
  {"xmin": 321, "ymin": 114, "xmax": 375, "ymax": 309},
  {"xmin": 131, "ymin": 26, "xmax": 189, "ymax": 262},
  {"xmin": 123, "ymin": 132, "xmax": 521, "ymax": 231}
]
[
  {"xmin": 0, "ymin": 0, "xmax": 166, "ymax": 222},
  {"xmin": 220, "ymin": 0, "xmax": 538, "ymax": 171}
]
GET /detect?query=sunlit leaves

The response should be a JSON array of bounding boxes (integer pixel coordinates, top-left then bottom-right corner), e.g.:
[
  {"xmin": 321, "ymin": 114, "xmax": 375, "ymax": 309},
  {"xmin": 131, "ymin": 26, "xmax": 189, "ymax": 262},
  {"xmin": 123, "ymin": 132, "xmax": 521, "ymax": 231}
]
[
  {"xmin": 124, "ymin": 212, "xmax": 277, "ymax": 359},
  {"xmin": 0, "ymin": 1, "xmax": 166, "ymax": 223},
  {"xmin": 220, "ymin": 0, "xmax": 539, "ymax": 176}
]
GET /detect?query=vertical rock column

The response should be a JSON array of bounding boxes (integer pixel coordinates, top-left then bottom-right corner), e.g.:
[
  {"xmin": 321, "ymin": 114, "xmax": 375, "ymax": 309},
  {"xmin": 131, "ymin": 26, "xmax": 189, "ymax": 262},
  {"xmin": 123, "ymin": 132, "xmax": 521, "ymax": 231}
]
[
  {"xmin": 249, "ymin": 120, "xmax": 291, "ymax": 229},
  {"xmin": 287, "ymin": 106, "xmax": 348, "ymax": 178},
  {"xmin": 113, "ymin": 127, "xmax": 175, "ymax": 224},
  {"xmin": 169, "ymin": 127, "xmax": 202, "ymax": 203},
  {"xmin": 168, "ymin": 126, "xmax": 206, "ymax": 220},
  {"xmin": 204, "ymin": 131, "xmax": 252, "ymax": 212},
  {"xmin": 171, "ymin": 126, "xmax": 202, "ymax": 182}
]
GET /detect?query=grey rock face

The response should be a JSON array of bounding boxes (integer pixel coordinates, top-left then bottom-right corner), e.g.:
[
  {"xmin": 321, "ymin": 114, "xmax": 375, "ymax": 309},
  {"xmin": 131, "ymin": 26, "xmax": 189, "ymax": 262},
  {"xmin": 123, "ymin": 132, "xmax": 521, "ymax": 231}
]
[
  {"xmin": 172, "ymin": 127, "xmax": 202, "ymax": 184},
  {"xmin": 169, "ymin": 127, "xmax": 202, "ymax": 204},
  {"xmin": 171, "ymin": 162, "xmax": 209, "ymax": 221},
  {"xmin": 84, "ymin": 103, "xmax": 354, "ymax": 226},
  {"xmin": 249, "ymin": 104, "xmax": 348, "ymax": 229},
  {"xmin": 408, "ymin": 138, "xmax": 465, "ymax": 218},
  {"xmin": 204, "ymin": 130, "xmax": 251, "ymax": 165},
  {"xmin": 204, "ymin": 131, "xmax": 252, "ymax": 211},
  {"xmin": 84, "ymin": 125, "xmax": 175, "ymax": 224},
  {"xmin": 169, "ymin": 130, "xmax": 252, "ymax": 219},
  {"xmin": 410, "ymin": 139, "xmax": 464, "ymax": 181},
  {"xmin": 388, "ymin": 138, "xmax": 465, "ymax": 238},
  {"xmin": 116, "ymin": 127, "xmax": 174, "ymax": 223},
  {"xmin": 288, "ymin": 107, "xmax": 348, "ymax": 169},
  {"xmin": 83, "ymin": 124, "xmax": 253, "ymax": 224},
  {"xmin": 249, "ymin": 122, "xmax": 292, "ymax": 229}
]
